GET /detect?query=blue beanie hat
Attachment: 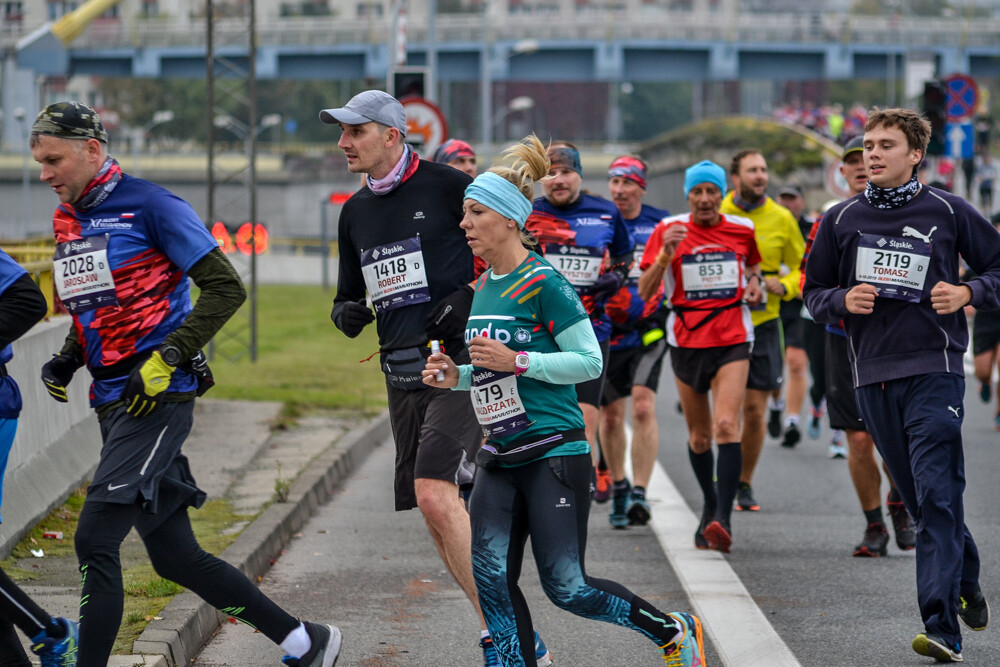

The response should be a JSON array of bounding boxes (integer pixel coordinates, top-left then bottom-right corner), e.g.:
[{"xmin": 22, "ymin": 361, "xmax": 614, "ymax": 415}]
[{"xmin": 683, "ymin": 160, "xmax": 727, "ymax": 198}]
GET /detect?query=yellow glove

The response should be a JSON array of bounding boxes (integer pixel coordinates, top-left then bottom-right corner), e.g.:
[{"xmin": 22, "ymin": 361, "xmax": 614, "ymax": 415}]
[{"xmin": 123, "ymin": 350, "xmax": 175, "ymax": 417}]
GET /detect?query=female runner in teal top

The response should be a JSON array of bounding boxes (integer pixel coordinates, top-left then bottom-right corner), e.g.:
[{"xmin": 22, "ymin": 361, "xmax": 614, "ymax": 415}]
[{"xmin": 423, "ymin": 135, "xmax": 706, "ymax": 667}]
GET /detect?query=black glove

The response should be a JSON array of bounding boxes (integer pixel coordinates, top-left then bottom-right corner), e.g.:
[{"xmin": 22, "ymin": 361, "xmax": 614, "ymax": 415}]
[
  {"xmin": 181, "ymin": 350, "xmax": 215, "ymax": 397},
  {"xmin": 334, "ymin": 299, "xmax": 375, "ymax": 338},
  {"xmin": 590, "ymin": 272, "xmax": 623, "ymax": 302},
  {"xmin": 40, "ymin": 354, "xmax": 82, "ymax": 403},
  {"xmin": 425, "ymin": 285, "xmax": 474, "ymax": 341}
]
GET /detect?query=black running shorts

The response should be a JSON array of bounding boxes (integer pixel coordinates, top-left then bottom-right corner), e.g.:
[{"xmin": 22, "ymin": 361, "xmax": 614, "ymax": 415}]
[
  {"xmin": 824, "ymin": 331, "xmax": 865, "ymax": 431},
  {"xmin": 92, "ymin": 400, "xmax": 207, "ymax": 534},
  {"xmin": 671, "ymin": 342, "xmax": 751, "ymax": 395},
  {"xmin": 600, "ymin": 339, "xmax": 668, "ymax": 405},
  {"xmin": 779, "ymin": 299, "xmax": 805, "ymax": 350},
  {"xmin": 386, "ymin": 382, "xmax": 479, "ymax": 511},
  {"xmin": 575, "ymin": 338, "xmax": 611, "ymax": 407},
  {"xmin": 746, "ymin": 318, "xmax": 784, "ymax": 391},
  {"xmin": 972, "ymin": 310, "xmax": 1000, "ymax": 356}
]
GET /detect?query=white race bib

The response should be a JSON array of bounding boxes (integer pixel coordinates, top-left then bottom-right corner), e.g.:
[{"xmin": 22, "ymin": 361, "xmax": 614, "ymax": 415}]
[
  {"xmin": 53, "ymin": 236, "xmax": 117, "ymax": 314},
  {"xmin": 361, "ymin": 236, "xmax": 431, "ymax": 313},
  {"xmin": 855, "ymin": 233, "xmax": 930, "ymax": 303},
  {"xmin": 471, "ymin": 368, "xmax": 530, "ymax": 438},
  {"xmin": 680, "ymin": 251, "xmax": 740, "ymax": 301},
  {"xmin": 544, "ymin": 244, "xmax": 604, "ymax": 289},
  {"xmin": 627, "ymin": 244, "xmax": 645, "ymax": 283}
]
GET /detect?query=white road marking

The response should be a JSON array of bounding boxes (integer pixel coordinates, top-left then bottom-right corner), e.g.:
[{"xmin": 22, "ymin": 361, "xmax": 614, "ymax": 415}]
[{"xmin": 624, "ymin": 425, "xmax": 801, "ymax": 666}]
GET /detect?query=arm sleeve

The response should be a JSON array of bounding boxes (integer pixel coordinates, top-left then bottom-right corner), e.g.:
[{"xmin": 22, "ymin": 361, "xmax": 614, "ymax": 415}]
[
  {"xmin": 523, "ymin": 318, "xmax": 603, "ymax": 385},
  {"xmin": 162, "ymin": 248, "xmax": 247, "ymax": 359},
  {"xmin": 957, "ymin": 207, "xmax": 1000, "ymax": 311},
  {"xmin": 802, "ymin": 213, "xmax": 850, "ymax": 324},
  {"xmin": 331, "ymin": 204, "xmax": 368, "ymax": 327},
  {"xmin": 780, "ymin": 215, "xmax": 805, "ymax": 300},
  {"xmin": 59, "ymin": 323, "xmax": 83, "ymax": 359},
  {"xmin": 0, "ymin": 273, "xmax": 47, "ymax": 349},
  {"xmin": 454, "ymin": 364, "xmax": 473, "ymax": 391}
]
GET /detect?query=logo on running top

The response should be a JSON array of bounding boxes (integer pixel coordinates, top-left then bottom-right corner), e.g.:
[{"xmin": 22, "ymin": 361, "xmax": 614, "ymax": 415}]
[
  {"xmin": 514, "ymin": 328, "xmax": 532, "ymax": 344},
  {"xmin": 90, "ymin": 217, "xmax": 133, "ymax": 230},
  {"xmin": 948, "ymin": 406, "xmax": 961, "ymax": 418},
  {"xmin": 414, "ymin": 211, "xmax": 426, "ymax": 220},
  {"xmin": 107, "ymin": 482, "xmax": 128, "ymax": 491},
  {"xmin": 556, "ymin": 497, "xmax": 571, "ymax": 508},
  {"xmin": 575, "ymin": 217, "xmax": 609, "ymax": 227},
  {"xmin": 902, "ymin": 225, "xmax": 937, "ymax": 244}
]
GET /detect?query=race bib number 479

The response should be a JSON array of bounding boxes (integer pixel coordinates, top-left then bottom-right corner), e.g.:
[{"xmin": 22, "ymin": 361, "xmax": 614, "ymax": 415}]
[
  {"xmin": 361, "ymin": 236, "xmax": 431, "ymax": 313},
  {"xmin": 855, "ymin": 233, "xmax": 930, "ymax": 303},
  {"xmin": 54, "ymin": 236, "xmax": 118, "ymax": 314}
]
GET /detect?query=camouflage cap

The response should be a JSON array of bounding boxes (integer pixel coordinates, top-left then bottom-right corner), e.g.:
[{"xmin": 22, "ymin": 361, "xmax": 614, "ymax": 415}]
[{"xmin": 31, "ymin": 101, "xmax": 108, "ymax": 143}]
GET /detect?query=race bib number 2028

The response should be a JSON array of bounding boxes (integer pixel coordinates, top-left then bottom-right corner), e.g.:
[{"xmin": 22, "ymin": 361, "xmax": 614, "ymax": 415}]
[{"xmin": 54, "ymin": 235, "xmax": 118, "ymax": 314}]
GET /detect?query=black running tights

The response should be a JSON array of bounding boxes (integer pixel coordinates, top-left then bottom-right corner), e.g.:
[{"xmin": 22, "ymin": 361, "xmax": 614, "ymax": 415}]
[
  {"xmin": 0, "ymin": 567, "xmax": 48, "ymax": 667},
  {"xmin": 74, "ymin": 499, "xmax": 299, "ymax": 666}
]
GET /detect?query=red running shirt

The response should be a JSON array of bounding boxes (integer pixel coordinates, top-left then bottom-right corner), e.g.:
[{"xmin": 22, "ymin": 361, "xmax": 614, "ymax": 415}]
[{"xmin": 641, "ymin": 213, "xmax": 761, "ymax": 349}]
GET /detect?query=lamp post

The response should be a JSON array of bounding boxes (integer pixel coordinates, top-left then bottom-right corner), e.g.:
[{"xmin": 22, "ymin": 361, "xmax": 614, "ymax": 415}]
[
  {"xmin": 13, "ymin": 107, "xmax": 28, "ymax": 231},
  {"xmin": 133, "ymin": 109, "xmax": 175, "ymax": 178},
  {"xmin": 491, "ymin": 95, "xmax": 534, "ymax": 141}
]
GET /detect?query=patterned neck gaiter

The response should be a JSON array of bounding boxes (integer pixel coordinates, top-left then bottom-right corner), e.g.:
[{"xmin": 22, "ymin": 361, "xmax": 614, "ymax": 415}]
[{"xmin": 864, "ymin": 173, "xmax": 921, "ymax": 210}]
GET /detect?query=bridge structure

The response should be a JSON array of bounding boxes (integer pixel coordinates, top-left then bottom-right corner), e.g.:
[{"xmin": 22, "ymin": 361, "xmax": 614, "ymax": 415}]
[{"xmin": 13, "ymin": 9, "xmax": 1000, "ymax": 83}]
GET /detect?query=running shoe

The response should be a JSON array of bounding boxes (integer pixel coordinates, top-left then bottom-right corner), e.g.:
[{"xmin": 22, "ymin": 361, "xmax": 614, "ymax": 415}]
[
  {"xmin": 781, "ymin": 422, "xmax": 801, "ymax": 448},
  {"xmin": 767, "ymin": 406, "xmax": 782, "ymax": 438},
  {"xmin": 610, "ymin": 482, "xmax": 630, "ymax": 529},
  {"xmin": 660, "ymin": 612, "xmax": 705, "ymax": 667},
  {"xmin": 853, "ymin": 522, "xmax": 889, "ymax": 557},
  {"xmin": 735, "ymin": 482, "xmax": 760, "ymax": 511},
  {"xmin": 828, "ymin": 430, "xmax": 847, "ymax": 459},
  {"xmin": 31, "ymin": 617, "xmax": 78, "ymax": 667},
  {"xmin": 995, "ymin": 413, "xmax": 1000, "ymax": 431},
  {"xmin": 534, "ymin": 631, "xmax": 553, "ymax": 667},
  {"xmin": 282, "ymin": 622, "xmax": 342, "ymax": 667},
  {"xmin": 480, "ymin": 636, "xmax": 501, "ymax": 667},
  {"xmin": 912, "ymin": 632, "xmax": 963, "ymax": 662},
  {"xmin": 593, "ymin": 467, "xmax": 612, "ymax": 504},
  {"xmin": 959, "ymin": 587, "xmax": 990, "ymax": 631},
  {"xmin": 807, "ymin": 402, "xmax": 824, "ymax": 440},
  {"xmin": 703, "ymin": 520, "xmax": 732, "ymax": 553},
  {"xmin": 887, "ymin": 493, "xmax": 916, "ymax": 550},
  {"xmin": 980, "ymin": 382, "xmax": 992, "ymax": 403},
  {"xmin": 627, "ymin": 488, "xmax": 652, "ymax": 526},
  {"xmin": 694, "ymin": 512, "xmax": 710, "ymax": 550}
]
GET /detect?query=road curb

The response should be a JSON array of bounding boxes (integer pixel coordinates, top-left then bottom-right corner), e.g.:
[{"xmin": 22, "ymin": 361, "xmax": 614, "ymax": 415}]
[{"xmin": 130, "ymin": 411, "xmax": 391, "ymax": 666}]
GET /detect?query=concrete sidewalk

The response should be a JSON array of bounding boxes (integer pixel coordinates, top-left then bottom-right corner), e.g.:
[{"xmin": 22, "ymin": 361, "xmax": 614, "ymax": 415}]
[{"xmin": 12, "ymin": 398, "xmax": 389, "ymax": 666}]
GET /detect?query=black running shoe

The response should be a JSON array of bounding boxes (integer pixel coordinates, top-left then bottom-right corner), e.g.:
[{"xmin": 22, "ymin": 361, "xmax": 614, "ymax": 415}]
[
  {"xmin": 767, "ymin": 407, "xmax": 782, "ymax": 438},
  {"xmin": 282, "ymin": 622, "xmax": 342, "ymax": 667},
  {"xmin": 694, "ymin": 509, "xmax": 712, "ymax": 549},
  {"xmin": 781, "ymin": 422, "xmax": 801, "ymax": 448},
  {"xmin": 735, "ymin": 482, "xmax": 760, "ymax": 511},
  {"xmin": 959, "ymin": 587, "xmax": 990, "ymax": 631},
  {"xmin": 980, "ymin": 382, "xmax": 992, "ymax": 403},
  {"xmin": 887, "ymin": 494, "xmax": 916, "ymax": 551},
  {"xmin": 853, "ymin": 522, "xmax": 889, "ymax": 557}
]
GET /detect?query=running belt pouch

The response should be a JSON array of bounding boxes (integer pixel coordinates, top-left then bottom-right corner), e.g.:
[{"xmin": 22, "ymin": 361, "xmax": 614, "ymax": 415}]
[
  {"xmin": 476, "ymin": 428, "xmax": 586, "ymax": 469},
  {"xmin": 381, "ymin": 346, "xmax": 428, "ymax": 390}
]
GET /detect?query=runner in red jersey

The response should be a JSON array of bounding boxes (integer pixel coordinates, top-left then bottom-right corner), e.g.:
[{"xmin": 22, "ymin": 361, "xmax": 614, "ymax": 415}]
[{"xmin": 639, "ymin": 160, "xmax": 762, "ymax": 553}]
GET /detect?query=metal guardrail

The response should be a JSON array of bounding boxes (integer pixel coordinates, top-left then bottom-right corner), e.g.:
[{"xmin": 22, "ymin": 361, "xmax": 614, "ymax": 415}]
[
  {"xmin": 2, "ymin": 238, "xmax": 56, "ymax": 315},
  {"xmin": 18, "ymin": 10, "xmax": 1000, "ymax": 51}
]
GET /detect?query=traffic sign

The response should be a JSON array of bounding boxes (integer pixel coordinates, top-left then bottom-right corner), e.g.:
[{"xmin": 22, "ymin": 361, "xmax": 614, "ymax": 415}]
[
  {"xmin": 944, "ymin": 73, "xmax": 979, "ymax": 121},
  {"xmin": 946, "ymin": 121, "xmax": 975, "ymax": 159},
  {"xmin": 400, "ymin": 97, "xmax": 448, "ymax": 156}
]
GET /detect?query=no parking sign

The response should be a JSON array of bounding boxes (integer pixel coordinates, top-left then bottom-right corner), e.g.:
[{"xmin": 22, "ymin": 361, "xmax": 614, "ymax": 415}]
[{"xmin": 944, "ymin": 74, "xmax": 979, "ymax": 122}]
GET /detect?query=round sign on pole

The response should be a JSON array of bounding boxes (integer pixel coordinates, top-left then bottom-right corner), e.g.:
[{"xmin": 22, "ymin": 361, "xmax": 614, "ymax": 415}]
[
  {"xmin": 400, "ymin": 97, "xmax": 449, "ymax": 156},
  {"xmin": 944, "ymin": 73, "xmax": 979, "ymax": 122}
]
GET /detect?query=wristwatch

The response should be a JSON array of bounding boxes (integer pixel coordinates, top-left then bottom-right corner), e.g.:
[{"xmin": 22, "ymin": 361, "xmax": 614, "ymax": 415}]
[
  {"xmin": 159, "ymin": 344, "xmax": 183, "ymax": 367},
  {"xmin": 514, "ymin": 352, "xmax": 530, "ymax": 377}
]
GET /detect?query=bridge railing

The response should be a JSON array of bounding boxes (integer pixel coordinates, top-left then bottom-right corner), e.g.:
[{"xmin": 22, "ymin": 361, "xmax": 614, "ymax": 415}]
[{"xmin": 46, "ymin": 10, "xmax": 1000, "ymax": 51}]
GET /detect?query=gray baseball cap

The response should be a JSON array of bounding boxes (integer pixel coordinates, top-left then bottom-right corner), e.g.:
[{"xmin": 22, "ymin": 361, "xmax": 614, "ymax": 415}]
[{"xmin": 319, "ymin": 90, "xmax": 407, "ymax": 136}]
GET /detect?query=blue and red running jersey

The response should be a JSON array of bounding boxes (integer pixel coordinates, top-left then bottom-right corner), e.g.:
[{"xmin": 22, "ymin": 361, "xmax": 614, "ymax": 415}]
[
  {"xmin": 0, "ymin": 250, "xmax": 27, "ymax": 418},
  {"xmin": 527, "ymin": 194, "xmax": 634, "ymax": 342},
  {"xmin": 605, "ymin": 203, "xmax": 669, "ymax": 351},
  {"xmin": 52, "ymin": 175, "xmax": 218, "ymax": 407}
]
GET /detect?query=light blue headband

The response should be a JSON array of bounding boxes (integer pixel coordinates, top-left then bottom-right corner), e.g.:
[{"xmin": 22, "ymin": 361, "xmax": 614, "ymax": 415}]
[{"xmin": 464, "ymin": 171, "xmax": 532, "ymax": 228}]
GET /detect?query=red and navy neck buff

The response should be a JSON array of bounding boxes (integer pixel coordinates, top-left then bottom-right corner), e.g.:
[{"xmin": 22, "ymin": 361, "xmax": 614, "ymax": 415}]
[
  {"xmin": 608, "ymin": 156, "xmax": 647, "ymax": 190},
  {"xmin": 433, "ymin": 139, "xmax": 475, "ymax": 164},
  {"xmin": 548, "ymin": 146, "xmax": 582, "ymax": 175},
  {"xmin": 74, "ymin": 156, "xmax": 122, "ymax": 212}
]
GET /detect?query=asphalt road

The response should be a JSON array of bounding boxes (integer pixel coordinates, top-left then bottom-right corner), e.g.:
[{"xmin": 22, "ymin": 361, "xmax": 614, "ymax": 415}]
[{"xmin": 193, "ymin": 362, "xmax": 1000, "ymax": 666}]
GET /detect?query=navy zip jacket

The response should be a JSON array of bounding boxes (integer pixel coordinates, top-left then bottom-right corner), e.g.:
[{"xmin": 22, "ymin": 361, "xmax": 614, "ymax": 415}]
[{"xmin": 803, "ymin": 186, "xmax": 1000, "ymax": 388}]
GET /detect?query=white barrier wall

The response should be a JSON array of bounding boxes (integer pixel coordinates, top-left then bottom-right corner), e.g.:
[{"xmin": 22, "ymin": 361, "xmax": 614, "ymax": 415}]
[{"xmin": 0, "ymin": 316, "xmax": 101, "ymax": 558}]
